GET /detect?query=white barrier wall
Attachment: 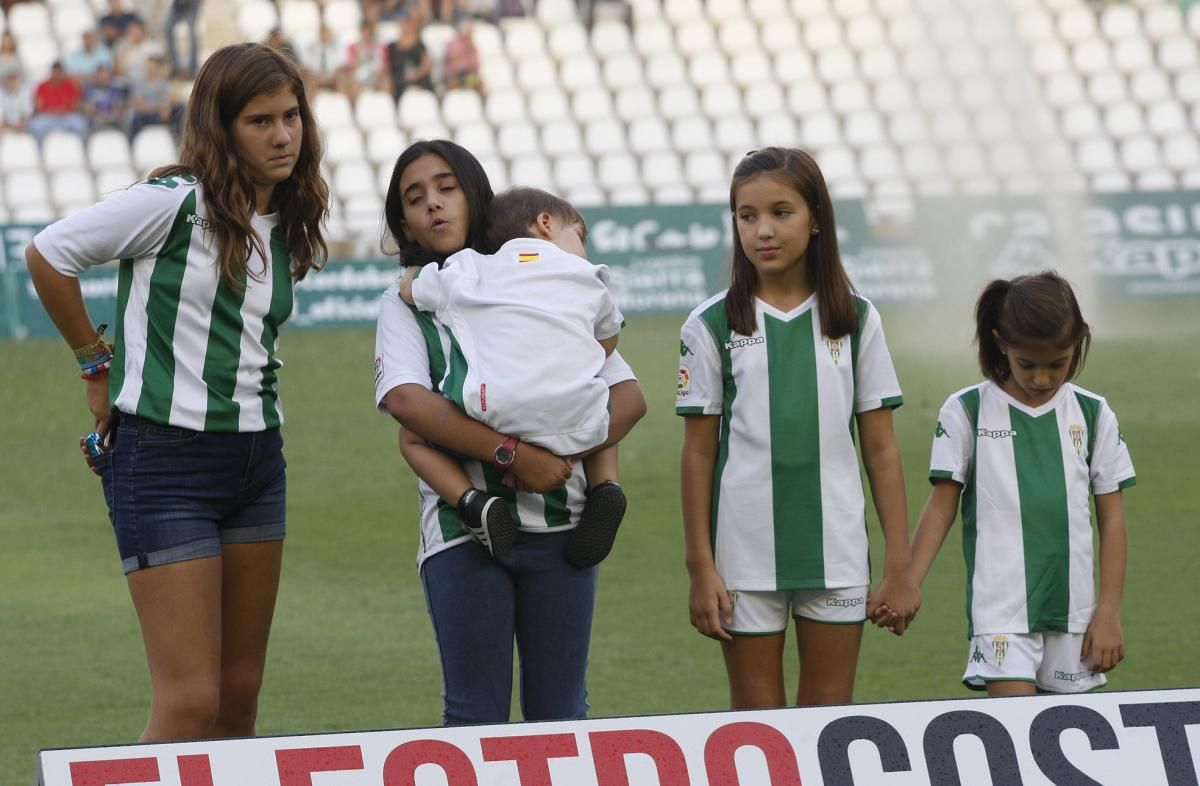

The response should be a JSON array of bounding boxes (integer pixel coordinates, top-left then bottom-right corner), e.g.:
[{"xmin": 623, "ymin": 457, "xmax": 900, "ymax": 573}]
[{"xmin": 37, "ymin": 688, "xmax": 1200, "ymax": 785}]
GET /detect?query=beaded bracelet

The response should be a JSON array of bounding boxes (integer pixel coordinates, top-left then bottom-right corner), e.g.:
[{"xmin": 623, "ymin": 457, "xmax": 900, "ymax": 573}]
[
  {"xmin": 73, "ymin": 323, "xmax": 113, "ymax": 379},
  {"xmin": 80, "ymin": 360, "xmax": 111, "ymax": 381}
]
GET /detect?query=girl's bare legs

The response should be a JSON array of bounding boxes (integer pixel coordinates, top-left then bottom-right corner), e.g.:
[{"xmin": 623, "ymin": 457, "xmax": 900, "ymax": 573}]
[
  {"xmin": 721, "ymin": 633, "xmax": 787, "ymax": 709},
  {"xmin": 795, "ymin": 618, "xmax": 863, "ymax": 705},
  {"xmin": 127, "ymin": 541, "xmax": 283, "ymax": 741},
  {"xmin": 986, "ymin": 680, "xmax": 1037, "ymax": 697}
]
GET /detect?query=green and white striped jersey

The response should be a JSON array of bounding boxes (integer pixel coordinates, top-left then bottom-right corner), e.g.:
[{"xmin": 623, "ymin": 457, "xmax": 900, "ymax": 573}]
[
  {"xmin": 374, "ymin": 280, "xmax": 638, "ymax": 567},
  {"xmin": 36, "ymin": 176, "xmax": 294, "ymax": 432},
  {"xmin": 929, "ymin": 381, "xmax": 1136, "ymax": 638},
  {"xmin": 676, "ymin": 291, "xmax": 903, "ymax": 591}
]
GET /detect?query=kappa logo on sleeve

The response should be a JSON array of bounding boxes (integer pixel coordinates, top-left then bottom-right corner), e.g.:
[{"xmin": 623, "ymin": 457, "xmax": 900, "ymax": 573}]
[
  {"xmin": 680, "ymin": 340, "xmax": 693, "ymax": 357},
  {"xmin": 935, "ymin": 420, "xmax": 950, "ymax": 438}
]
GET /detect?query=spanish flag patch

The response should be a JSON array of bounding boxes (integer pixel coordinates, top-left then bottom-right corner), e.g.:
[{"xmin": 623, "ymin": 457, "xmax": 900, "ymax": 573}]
[{"xmin": 518, "ymin": 252, "xmax": 539, "ymax": 263}]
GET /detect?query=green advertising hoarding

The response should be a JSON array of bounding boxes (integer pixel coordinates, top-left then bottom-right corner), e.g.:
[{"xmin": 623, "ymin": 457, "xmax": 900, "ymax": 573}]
[{"xmin": 1, "ymin": 192, "xmax": 1197, "ymax": 339}]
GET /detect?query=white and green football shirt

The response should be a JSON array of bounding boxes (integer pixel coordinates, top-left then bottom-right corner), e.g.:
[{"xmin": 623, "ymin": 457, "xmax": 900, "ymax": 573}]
[
  {"xmin": 36, "ymin": 176, "xmax": 294, "ymax": 433},
  {"xmin": 929, "ymin": 380, "xmax": 1136, "ymax": 638},
  {"xmin": 676, "ymin": 291, "xmax": 903, "ymax": 591},
  {"xmin": 374, "ymin": 280, "xmax": 638, "ymax": 567}
]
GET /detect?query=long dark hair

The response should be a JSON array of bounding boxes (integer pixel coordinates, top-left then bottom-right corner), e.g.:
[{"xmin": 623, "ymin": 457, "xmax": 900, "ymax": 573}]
[
  {"xmin": 975, "ymin": 271, "xmax": 1091, "ymax": 383},
  {"xmin": 726, "ymin": 147, "xmax": 857, "ymax": 338},
  {"xmin": 150, "ymin": 43, "xmax": 328, "ymax": 286},
  {"xmin": 382, "ymin": 139, "xmax": 494, "ymax": 266}
]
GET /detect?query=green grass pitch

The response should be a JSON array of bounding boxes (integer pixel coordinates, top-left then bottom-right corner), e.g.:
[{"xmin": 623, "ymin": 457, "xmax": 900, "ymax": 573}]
[{"xmin": 2, "ymin": 301, "xmax": 1196, "ymax": 782}]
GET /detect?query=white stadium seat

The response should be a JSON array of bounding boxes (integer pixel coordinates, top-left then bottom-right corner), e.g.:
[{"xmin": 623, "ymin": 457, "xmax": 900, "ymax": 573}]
[
  {"xmin": 366, "ymin": 127, "xmax": 408, "ymax": 166},
  {"xmin": 50, "ymin": 169, "xmax": 96, "ymax": 208},
  {"xmin": 527, "ymin": 87, "xmax": 570, "ymax": 124},
  {"xmin": 88, "ymin": 129, "xmax": 132, "ymax": 171},
  {"xmin": 131, "ymin": 128, "xmax": 176, "ymax": 175},
  {"xmin": 547, "ymin": 23, "xmax": 589, "ymax": 60},
  {"xmin": 540, "ymin": 118, "xmax": 583, "ymax": 156},
  {"xmin": 570, "ymin": 85, "xmax": 614, "ymax": 124},
  {"xmin": 454, "ymin": 122, "xmax": 497, "ymax": 156},
  {"xmin": 497, "ymin": 121, "xmax": 541, "ymax": 159},
  {"xmin": 584, "ymin": 118, "xmax": 627, "ymax": 155},
  {"xmin": 508, "ymin": 155, "xmax": 554, "ymax": 190},
  {"xmin": 323, "ymin": 127, "xmax": 366, "ymax": 167},
  {"xmin": 356, "ymin": 90, "xmax": 398, "ymax": 131},
  {"xmin": 397, "ymin": 89, "xmax": 440, "ymax": 131},
  {"xmin": 627, "ymin": 116, "xmax": 670, "ymax": 156},
  {"xmin": 485, "ymin": 87, "xmax": 527, "ymax": 126},
  {"xmin": 41, "ymin": 132, "xmax": 86, "ymax": 172}
]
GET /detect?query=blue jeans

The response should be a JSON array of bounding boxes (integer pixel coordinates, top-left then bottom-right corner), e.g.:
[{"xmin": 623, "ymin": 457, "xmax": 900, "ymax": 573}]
[
  {"xmin": 165, "ymin": 2, "xmax": 199, "ymax": 75},
  {"xmin": 420, "ymin": 532, "xmax": 598, "ymax": 725},
  {"xmin": 96, "ymin": 413, "xmax": 287, "ymax": 574}
]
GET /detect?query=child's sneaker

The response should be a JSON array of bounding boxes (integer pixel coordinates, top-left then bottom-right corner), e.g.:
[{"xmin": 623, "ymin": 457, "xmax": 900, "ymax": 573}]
[
  {"xmin": 456, "ymin": 489, "xmax": 518, "ymax": 558},
  {"xmin": 565, "ymin": 480, "xmax": 626, "ymax": 568}
]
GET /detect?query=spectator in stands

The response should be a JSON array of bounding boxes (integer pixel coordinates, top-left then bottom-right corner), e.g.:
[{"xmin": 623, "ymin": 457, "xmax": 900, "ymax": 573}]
[
  {"xmin": 340, "ymin": 18, "xmax": 391, "ymax": 103},
  {"xmin": 385, "ymin": 14, "xmax": 433, "ymax": 101},
  {"xmin": 83, "ymin": 64, "xmax": 127, "ymax": 131},
  {"xmin": 373, "ymin": 0, "xmax": 417, "ymax": 20},
  {"xmin": 301, "ymin": 24, "xmax": 342, "ymax": 93},
  {"xmin": 0, "ymin": 33, "xmax": 21, "ymax": 81},
  {"xmin": 128, "ymin": 55, "xmax": 179, "ymax": 138},
  {"xmin": 265, "ymin": 27, "xmax": 300, "ymax": 66},
  {"xmin": 27, "ymin": 62, "xmax": 88, "ymax": 143},
  {"xmin": 116, "ymin": 18, "xmax": 165, "ymax": 85},
  {"xmin": 99, "ymin": 0, "xmax": 145, "ymax": 49},
  {"xmin": 164, "ymin": 0, "xmax": 203, "ymax": 78},
  {"xmin": 441, "ymin": 18, "xmax": 482, "ymax": 94},
  {"xmin": 65, "ymin": 31, "xmax": 116, "ymax": 85},
  {"xmin": 0, "ymin": 69, "xmax": 32, "ymax": 134},
  {"xmin": 463, "ymin": 0, "xmax": 499, "ymax": 24}
]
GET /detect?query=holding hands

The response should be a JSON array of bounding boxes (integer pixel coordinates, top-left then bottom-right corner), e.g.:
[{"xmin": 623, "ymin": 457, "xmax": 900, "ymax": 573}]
[{"xmin": 867, "ymin": 569, "xmax": 921, "ymax": 636}]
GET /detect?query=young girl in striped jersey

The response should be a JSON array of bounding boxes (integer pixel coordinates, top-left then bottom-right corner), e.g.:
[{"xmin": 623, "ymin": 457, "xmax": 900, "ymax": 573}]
[
  {"xmin": 25, "ymin": 44, "xmax": 328, "ymax": 741},
  {"xmin": 678, "ymin": 147, "xmax": 919, "ymax": 708},
  {"xmin": 908, "ymin": 271, "xmax": 1134, "ymax": 695}
]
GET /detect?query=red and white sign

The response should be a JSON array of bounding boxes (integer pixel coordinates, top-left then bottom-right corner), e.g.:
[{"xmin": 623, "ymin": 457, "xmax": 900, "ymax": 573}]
[{"xmin": 38, "ymin": 688, "xmax": 1200, "ymax": 785}]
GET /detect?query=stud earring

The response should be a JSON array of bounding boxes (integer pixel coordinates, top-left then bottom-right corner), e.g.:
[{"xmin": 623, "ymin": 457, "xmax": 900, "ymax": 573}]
[{"xmin": 811, "ymin": 225, "xmax": 819, "ymax": 235}]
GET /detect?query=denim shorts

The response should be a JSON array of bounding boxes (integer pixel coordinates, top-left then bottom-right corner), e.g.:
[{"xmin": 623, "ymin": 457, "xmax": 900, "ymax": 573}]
[{"xmin": 94, "ymin": 412, "xmax": 287, "ymax": 574}]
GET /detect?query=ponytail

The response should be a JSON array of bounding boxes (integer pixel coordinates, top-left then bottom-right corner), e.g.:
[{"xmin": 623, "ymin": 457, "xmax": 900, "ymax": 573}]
[
  {"xmin": 975, "ymin": 271, "xmax": 1091, "ymax": 383},
  {"xmin": 975, "ymin": 278, "xmax": 1012, "ymax": 382}
]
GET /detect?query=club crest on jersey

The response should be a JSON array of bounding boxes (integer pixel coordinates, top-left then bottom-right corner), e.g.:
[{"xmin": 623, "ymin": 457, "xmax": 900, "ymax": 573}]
[
  {"xmin": 374, "ymin": 355, "xmax": 384, "ymax": 384},
  {"xmin": 992, "ymin": 635, "xmax": 1009, "ymax": 665},
  {"xmin": 1069, "ymin": 424, "xmax": 1085, "ymax": 454},
  {"xmin": 677, "ymin": 366, "xmax": 690, "ymax": 397},
  {"xmin": 825, "ymin": 337, "xmax": 844, "ymax": 363},
  {"xmin": 518, "ymin": 251, "xmax": 539, "ymax": 263}
]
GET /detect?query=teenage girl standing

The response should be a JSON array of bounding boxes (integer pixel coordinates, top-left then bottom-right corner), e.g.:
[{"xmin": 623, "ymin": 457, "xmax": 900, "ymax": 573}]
[
  {"xmin": 25, "ymin": 44, "xmax": 328, "ymax": 740},
  {"xmin": 908, "ymin": 271, "xmax": 1133, "ymax": 695},
  {"xmin": 678, "ymin": 147, "xmax": 919, "ymax": 708}
]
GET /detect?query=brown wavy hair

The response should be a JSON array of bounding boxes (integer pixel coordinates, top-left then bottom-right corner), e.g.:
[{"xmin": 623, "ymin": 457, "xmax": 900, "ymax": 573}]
[
  {"xmin": 975, "ymin": 271, "xmax": 1091, "ymax": 383},
  {"xmin": 150, "ymin": 43, "xmax": 328, "ymax": 287},
  {"xmin": 726, "ymin": 147, "xmax": 857, "ymax": 339}
]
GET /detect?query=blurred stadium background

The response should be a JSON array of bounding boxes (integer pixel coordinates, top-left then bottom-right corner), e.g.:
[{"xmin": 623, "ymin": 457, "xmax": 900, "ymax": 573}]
[{"xmin": 2, "ymin": 0, "xmax": 1199, "ymax": 782}]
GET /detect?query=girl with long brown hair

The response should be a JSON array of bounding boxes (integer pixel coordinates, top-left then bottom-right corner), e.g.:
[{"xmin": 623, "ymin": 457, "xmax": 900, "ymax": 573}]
[
  {"xmin": 25, "ymin": 43, "xmax": 327, "ymax": 742},
  {"xmin": 677, "ymin": 147, "xmax": 919, "ymax": 708}
]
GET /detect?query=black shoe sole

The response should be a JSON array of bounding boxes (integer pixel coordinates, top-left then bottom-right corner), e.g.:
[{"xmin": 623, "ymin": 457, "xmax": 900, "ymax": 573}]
[
  {"xmin": 482, "ymin": 496, "xmax": 518, "ymax": 558},
  {"xmin": 565, "ymin": 482, "xmax": 626, "ymax": 568}
]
